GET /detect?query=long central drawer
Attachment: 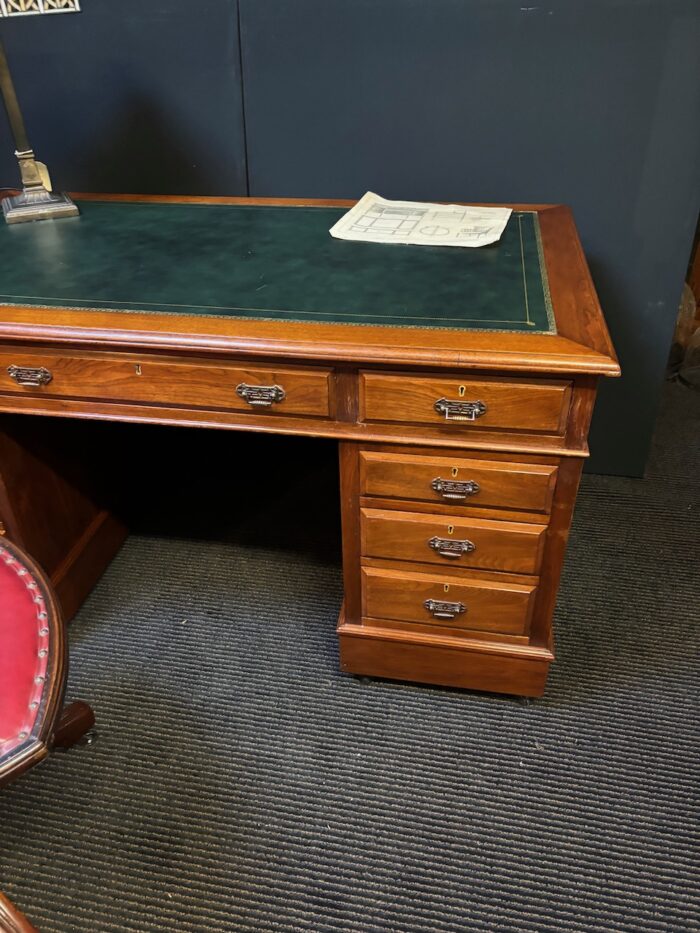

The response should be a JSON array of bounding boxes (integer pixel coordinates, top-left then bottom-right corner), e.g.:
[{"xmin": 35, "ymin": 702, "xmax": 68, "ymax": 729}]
[
  {"xmin": 361, "ymin": 507, "xmax": 546, "ymax": 574},
  {"xmin": 0, "ymin": 349, "xmax": 332, "ymax": 418}
]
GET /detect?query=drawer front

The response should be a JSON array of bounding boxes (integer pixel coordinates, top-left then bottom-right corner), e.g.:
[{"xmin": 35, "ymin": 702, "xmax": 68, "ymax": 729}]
[
  {"xmin": 0, "ymin": 351, "xmax": 332, "ymax": 418},
  {"xmin": 360, "ymin": 451, "xmax": 557, "ymax": 514},
  {"xmin": 361, "ymin": 507, "xmax": 545, "ymax": 575},
  {"xmin": 362, "ymin": 565, "xmax": 535, "ymax": 635},
  {"xmin": 360, "ymin": 372, "xmax": 571, "ymax": 434}
]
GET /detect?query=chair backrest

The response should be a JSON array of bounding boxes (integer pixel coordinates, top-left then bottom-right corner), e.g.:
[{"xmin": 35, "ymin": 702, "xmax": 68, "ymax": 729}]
[{"xmin": 0, "ymin": 538, "xmax": 66, "ymax": 786}]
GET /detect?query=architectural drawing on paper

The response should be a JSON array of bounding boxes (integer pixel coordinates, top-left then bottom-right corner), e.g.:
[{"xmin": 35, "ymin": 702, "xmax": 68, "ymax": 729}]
[{"xmin": 331, "ymin": 193, "xmax": 512, "ymax": 248}]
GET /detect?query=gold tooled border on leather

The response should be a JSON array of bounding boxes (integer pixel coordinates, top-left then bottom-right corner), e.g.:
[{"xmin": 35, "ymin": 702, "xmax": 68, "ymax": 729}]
[{"xmin": 0, "ymin": 210, "xmax": 556, "ymax": 335}]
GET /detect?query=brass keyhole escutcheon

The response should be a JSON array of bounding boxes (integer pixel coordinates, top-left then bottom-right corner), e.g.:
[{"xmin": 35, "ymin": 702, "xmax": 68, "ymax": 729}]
[
  {"xmin": 443, "ymin": 583, "xmax": 450, "ymax": 593},
  {"xmin": 451, "ymin": 467, "xmax": 459, "ymax": 478},
  {"xmin": 458, "ymin": 385, "xmax": 466, "ymax": 398},
  {"xmin": 447, "ymin": 525, "xmax": 454, "ymax": 535},
  {"xmin": 135, "ymin": 364, "xmax": 142, "ymax": 376}
]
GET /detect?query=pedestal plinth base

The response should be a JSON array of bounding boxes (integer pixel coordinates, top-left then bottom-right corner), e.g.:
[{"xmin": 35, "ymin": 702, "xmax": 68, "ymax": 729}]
[{"xmin": 337, "ymin": 607, "xmax": 553, "ymax": 697}]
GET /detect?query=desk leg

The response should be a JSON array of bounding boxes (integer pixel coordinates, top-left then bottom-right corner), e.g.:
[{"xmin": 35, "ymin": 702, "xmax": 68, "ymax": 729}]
[{"xmin": 0, "ymin": 417, "xmax": 127, "ymax": 620}]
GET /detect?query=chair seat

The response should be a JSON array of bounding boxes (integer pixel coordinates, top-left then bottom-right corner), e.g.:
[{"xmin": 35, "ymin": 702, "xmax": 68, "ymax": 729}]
[{"xmin": 0, "ymin": 543, "xmax": 52, "ymax": 766}]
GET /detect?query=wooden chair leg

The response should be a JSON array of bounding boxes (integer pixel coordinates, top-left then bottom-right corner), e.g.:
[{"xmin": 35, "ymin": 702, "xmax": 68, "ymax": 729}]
[
  {"xmin": 52, "ymin": 701, "xmax": 95, "ymax": 750},
  {"xmin": 0, "ymin": 891, "xmax": 38, "ymax": 933}
]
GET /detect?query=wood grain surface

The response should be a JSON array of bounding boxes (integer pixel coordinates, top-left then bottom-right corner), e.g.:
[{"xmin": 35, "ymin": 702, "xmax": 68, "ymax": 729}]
[
  {"xmin": 360, "ymin": 507, "xmax": 546, "ymax": 575},
  {"xmin": 359, "ymin": 450, "xmax": 558, "ymax": 514},
  {"xmin": 360, "ymin": 372, "xmax": 572, "ymax": 434},
  {"xmin": 361, "ymin": 564, "xmax": 536, "ymax": 635}
]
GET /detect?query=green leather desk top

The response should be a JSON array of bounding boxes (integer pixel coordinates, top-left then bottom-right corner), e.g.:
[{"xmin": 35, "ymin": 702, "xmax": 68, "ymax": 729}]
[{"xmin": 0, "ymin": 199, "xmax": 555, "ymax": 334}]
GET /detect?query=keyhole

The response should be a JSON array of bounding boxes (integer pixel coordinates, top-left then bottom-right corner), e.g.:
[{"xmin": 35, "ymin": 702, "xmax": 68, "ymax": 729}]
[
  {"xmin": 135, "ymin": 364, "xmax": 142, "ymax": 376},
  {"xmin": 458, "ymin": 385, "xmax": 466, "ymax": 398},
  {"xmin": 447, "ymin": 525, "xmax": 454, "ymax": 535},
  {"xmin": 451, "ymin": 467, "xmax": 459, "ymax": 478},
  {"xmin": 443, "ymin": 583, "xmax": 450, "ymax": 593}
]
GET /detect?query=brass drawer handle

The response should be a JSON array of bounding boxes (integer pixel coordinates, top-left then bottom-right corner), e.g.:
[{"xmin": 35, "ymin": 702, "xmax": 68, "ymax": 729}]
[
  {"xmin": 428, "ymin": 536, "xmax": 476, "ymax": 559},
  {"xmin": 236, "ymin": 383, "xmax": 286, "ymax": 407},
  {"xmin": 424, "ymin": 598, "xmax": 466, "ymax": 620},
  {"xmin": 7, "ymin": 365, "xmax": 53, "ymax": 387},
  {"xmin": 434, "ymin": 398, "xmax": 487, "ymax": 422},
  {"xmin": 431, "ymin": 478, "xmax": 480, "ymax": 500}
]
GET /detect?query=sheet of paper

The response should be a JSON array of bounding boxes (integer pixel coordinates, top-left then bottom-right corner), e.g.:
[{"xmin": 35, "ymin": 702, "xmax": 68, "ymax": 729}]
[{"xmin": 329, "ymin": 192, "xmax": 512, "ymax": 248}]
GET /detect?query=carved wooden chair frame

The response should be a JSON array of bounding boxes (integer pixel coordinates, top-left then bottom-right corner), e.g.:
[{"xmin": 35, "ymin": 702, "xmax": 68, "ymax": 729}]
[{"xmin": 0, "ymin": 537, "xmax": 95, "ymax": 932}]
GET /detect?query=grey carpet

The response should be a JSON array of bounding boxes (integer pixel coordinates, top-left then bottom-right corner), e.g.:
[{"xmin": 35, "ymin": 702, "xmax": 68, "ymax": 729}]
[{"xmin": 0, "ymin": 383, "xmax": 698, "ymax": 933}]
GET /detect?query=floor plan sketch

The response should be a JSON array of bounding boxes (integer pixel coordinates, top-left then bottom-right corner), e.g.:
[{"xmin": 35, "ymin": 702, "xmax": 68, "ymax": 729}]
[
  {"xmin": 330, "ymin": 193, "xmax": 512, "ymax": 248},
  {"xmin": 349, "ymin": 205, "xmax": 425, "ymax": 237}
]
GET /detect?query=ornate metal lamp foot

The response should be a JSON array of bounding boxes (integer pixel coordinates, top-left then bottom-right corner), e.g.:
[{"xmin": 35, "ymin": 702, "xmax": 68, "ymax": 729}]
[
  {"xmin": 2, "ymin": 187, "xmax": 79, "ymax": 224},
  {"xmin": 1, "ymin": 34, "xmax": 81, "ymax": 225}
]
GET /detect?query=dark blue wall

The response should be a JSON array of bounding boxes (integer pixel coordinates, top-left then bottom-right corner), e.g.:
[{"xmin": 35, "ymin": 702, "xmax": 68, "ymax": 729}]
[
  {"xmin": 0, "ymin": 0, "xmax": 246, "ymax": 194},
  {"xmin": 2, "ymin": 0, "xmax": 699, "ymax": 475}
]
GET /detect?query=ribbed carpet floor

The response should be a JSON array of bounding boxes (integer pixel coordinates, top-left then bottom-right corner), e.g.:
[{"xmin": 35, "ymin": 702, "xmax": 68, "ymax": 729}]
[{"xmin": 1, "ymin": 383, "xmax": 698, "ymax": 933}]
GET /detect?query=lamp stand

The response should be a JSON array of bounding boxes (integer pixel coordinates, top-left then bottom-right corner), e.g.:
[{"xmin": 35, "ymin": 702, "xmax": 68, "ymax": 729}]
[{"xmin": 0, "ymin": 35, "xmax": 78, "ymax": 224}]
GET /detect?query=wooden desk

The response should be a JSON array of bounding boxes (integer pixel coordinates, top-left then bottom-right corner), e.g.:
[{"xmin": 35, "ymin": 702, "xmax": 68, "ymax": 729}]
[{"xmin": 0, "ymin": 195, "xmax": 619, "ymax": 696}]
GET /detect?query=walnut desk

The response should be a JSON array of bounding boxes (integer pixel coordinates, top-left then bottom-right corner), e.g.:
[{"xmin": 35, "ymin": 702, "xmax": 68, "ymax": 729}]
[{"xmin": 0, "ymin": 195, "xmax": 619, "ymax": 697}]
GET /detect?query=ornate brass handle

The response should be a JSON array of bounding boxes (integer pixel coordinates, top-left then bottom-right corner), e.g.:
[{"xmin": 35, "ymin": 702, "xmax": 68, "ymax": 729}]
[
  {"xmin": 431, "ymin": 478, "xmax": 480, "ymax": 501},
  {"xmin": 236, "ymin": 383, "xmax": 286, "ymax": 407},
  {"xmin": 433, "ymin": 398, "xmax": 487, "ymax": 422},
  {"xmin": 428, "ymin": 536, "xmax": 476, "ymax": 559},
  {"xmin": 7, "ymin": 365, "xmax": 53, "ymax": 387},
  {"xmin": 424, "ymin": 598, "xmax": 466, "ymax": 620}
]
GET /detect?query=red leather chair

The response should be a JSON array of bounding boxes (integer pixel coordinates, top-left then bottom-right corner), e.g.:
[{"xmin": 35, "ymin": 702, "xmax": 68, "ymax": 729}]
[{"xmin": 0, "ymin": 537, "xmax": 95, "ymax": 933}]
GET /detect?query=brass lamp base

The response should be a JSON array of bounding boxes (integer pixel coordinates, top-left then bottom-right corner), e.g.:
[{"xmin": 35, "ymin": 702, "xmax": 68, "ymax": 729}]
[{"xmin": 2, "ymin": 187, "xmax": 79, "ymax": 225}]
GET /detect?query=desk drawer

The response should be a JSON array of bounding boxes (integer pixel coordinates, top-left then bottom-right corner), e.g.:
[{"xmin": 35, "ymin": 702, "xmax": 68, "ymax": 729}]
[
  {"xmin": 361, "ymin": 507, "xmax": 545, "ymax": 575},
  {"xmin": 360, "ymin": 451, "xmax": 557, "ymax": 514},
  {"xmin": 0, "ymin": 350, "xmax": 332, "ymax": 418},
  {"xmin": 360, "ymin": 372, "xmax": 571, "ymax": 434},
  {"xmin": 362, "ymin": 565, "xmax": 536, "ymax": 635}
]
